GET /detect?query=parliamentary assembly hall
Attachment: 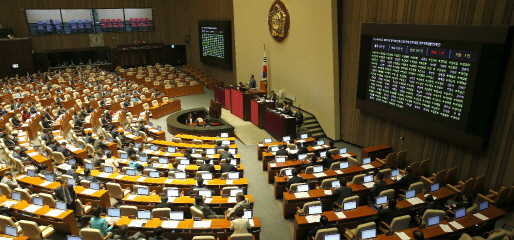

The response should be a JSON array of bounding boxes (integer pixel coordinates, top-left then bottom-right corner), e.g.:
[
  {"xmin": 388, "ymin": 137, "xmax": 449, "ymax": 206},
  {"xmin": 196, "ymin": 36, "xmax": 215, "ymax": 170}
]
[{"xmin": 0, "ymin": 0, "xmax": 513, "ymax": 239}]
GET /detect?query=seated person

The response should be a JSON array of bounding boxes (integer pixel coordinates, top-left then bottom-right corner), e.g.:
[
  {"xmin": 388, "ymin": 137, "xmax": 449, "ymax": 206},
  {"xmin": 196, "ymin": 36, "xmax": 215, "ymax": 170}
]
[
  {"xmin": 193, "ymin": 196, "xmax": 224, "ymax": 219},
  {"xmin": 155, "ymin": 196, "xmax": 175, "ymax": 211},
  {"xmin": 39, "ymin": 164, "xmax": 57, "ymax": 179},
  {"xmin": 85, "ymin": 132, "xmax": 94, "ymax": 145},
  {"xmin": 112, "ymin": 224, "xmax": 146, "ymax": 240},
  {"xmin": 230, "ymin": 208, "xmax": 252, "ymax": 234},
  {"xmin": 81, "ymin": 168, "xmax": 100, "ymax": 183},
  {"xmin": 377, "ymin": 199, "xmax": 401, "ymax": 226},
  {"xmin": 220, "ymin": 158, "xmax": 238, "ymax": 173},
  {"xmin": 287, "ymin": 169, "xmax": 304, "ymax": 189},
  {"xmin": 413, "ymin": 230, "xmax": 424, "ymax": 240},
  {"xmin": 227, "ymin": 192, "xmax": 251, "ymax": 217},
  {"xmin": 21, "ymin": 110, "xmax": 31, "ymax": 121},
  {"xmin": 369, "ymin": 172, "xmax": 387, "ymax": 199},
  {"xmin": 333, "ymin": 178, "xmax": 352, "ymax": 206},
  {"xmin": 397, "ymin": 167, "xmax": 415, "ymax": 191},
  {"xmin": 128, "ymin": 155, "xmax": 143, "ymax": 175},
  {"xmin": 276, "ymin": 144, "xmax": 289, "ymax": 157},
  {"xmin": 90, "ymin": 206, "xmax": 113, "ymax": 238},
  {"xmin": 149, "ymin": 227, "xmax": 168, "ymax": 240},
  {"xmin": 11, "ymin": 114, "xmax": 21, "ymax": 127},
  {"xmin": 1, "ymin": 171, "xmax": 20, "ymax": 190},
  {"xmin": 306, "ymin": 215, "xmax": 332, "ymax": 240},
  {"xmin": 220, "ymin": 145, "xmax": 234, "ymax": 160},
  {"xmin": 417, "ymin": 195, "xmax": 441, "ymax": 217},
  {"xmin": 322, "ymin": 152, "xmax": 334, "ymax": 169},
  {"xmin": 447, "ymin": 193, "xmax": 473, "ymax": 212},
  {"xmin": 301, "ymin": 156, "xmax": 316, "ymax": 171},
  {"xmin": 199, "ymin": 158, "xmax": 215, "ymax": 174},
  {"xmin": 188, "ymin": 177, "xmax": 214, "ymax": 196}
]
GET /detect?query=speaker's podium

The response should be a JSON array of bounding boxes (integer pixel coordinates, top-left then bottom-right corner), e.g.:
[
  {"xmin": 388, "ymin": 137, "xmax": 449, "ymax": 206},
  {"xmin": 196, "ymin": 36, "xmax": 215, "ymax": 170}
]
[{"xmin": 209, "ymin": 100, "xmax": 222, "ymax": 118}]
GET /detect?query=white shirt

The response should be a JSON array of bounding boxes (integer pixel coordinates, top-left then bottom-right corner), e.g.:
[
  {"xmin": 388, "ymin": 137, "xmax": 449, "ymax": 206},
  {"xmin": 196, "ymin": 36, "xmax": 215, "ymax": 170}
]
[
  {"xmin": 105, "ymin": 158, "xmax": 119, "ymax": 168},
  {"xmin": 230, "ymin": 218, "xmax": 251, "ymax": 235}
]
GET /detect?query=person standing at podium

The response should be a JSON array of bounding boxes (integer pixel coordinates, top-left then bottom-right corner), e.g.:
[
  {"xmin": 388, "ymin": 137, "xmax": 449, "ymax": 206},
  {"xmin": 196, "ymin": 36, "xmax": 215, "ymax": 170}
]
[{"xmin": 249, "ymin": 74, "xmax": 257, "ymax": 89}]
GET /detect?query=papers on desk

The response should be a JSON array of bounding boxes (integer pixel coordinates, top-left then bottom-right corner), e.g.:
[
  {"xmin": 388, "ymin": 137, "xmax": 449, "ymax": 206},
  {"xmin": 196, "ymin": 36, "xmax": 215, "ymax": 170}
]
[
  {"xmin": 269, "ymin": 163, "xmax": 277, "ymax": 168},
  {"xmin": 143, "ymin": 149, "xmax": 153, "ymax": 154},
  {"xmin": 440, "ymin": 224, "xmax": 453, "ymax": 233},
  {"xmin": 324, "ymin": 190, "xmax": 332, "ymax": 195},
  {"xmin": 0, "ymin": 201, "xmax": 18, "ymax": 208},
  {"xmin": 335, "ymin": 170, "xmax": 344, "ymax": 175},
  {"xmin": 167, "ymin": 197, "xmax": 176, "ymax": 203},
  {"xmin": 289, "ymin": 150, "xmax": 298, "ymax": 154},
  {"xmin": 163, "ymin": 153, "xmax": 172, "ymax": 156},
  {"xmin": 249, "ymin": 219, "xmax": 255, "ymax": 227},
  {"xmin": 161, "ymin": 220, "xmax": 179, "ymax": 229},
  {"xmin": 313, "ymin": 173, "xmax": 327, "ymax": 178},
  {"xmin": 59, "ymin": 164, "xmax": 72, "ymax": 171},
  {"xmin": 473, "ymin": 213, "xmax": 489, "ymax": 220},
  {"xmin": 392, "ymin": 175, "xmax": 404, "ymax": 181},
  {"xmin": 137, "ymin": 177, "xmax": 147, "ymax": 182},
  {"xmin": 115, "ymin": 174, "xmax": 124, "ymax": 180},
  {"xmin": 68, "ymin": 146, "xmax": 80, "ymax": 152},
  {"xmin": 81, "ymin": 189, "xmax": 97, "ymax": 195},
  {"xmin": 16, "ymin": 175, "xmax": 26, "ymax": 180},
  {"xmin": 228, "ymin": 197, "xmax": 237, "ymax": 203},
  {"xmin": 191, "ymin": 154, "xmax": 201, "ymax": 158},
  {"xmin": 226, "ymin": 180, "xmax": 233, "ymax": 185},
  {"xmin": 294, "ymin": 192, "xmax": 310, "ymax": 198},
  {"xmin": 40, "ymin": 181, "xmax": 52, "ymax": 187},
  {"xmin": 177, "ymin": 165, "xmax": 186, "ymax": 171},
  {"xmin": 193, "ymin": 220, "xmax": 212, "ymax": 228},
  {"xmin": 204, "ymin": 198, "xmax": 213, "ymax": 204},
  {"xmin": 45, "ymin": 209, "xmax": 65, "ymax": 217},
  {"xmin": 153, "ymin": 163, "xmax": 161, "ymax": 168},
  {"xmin": 361, "ymin": 164, "xmax": 374, "ymax": 169},
  {"xmin": 363, "ymin": 182, "xmax": 375, "ymax": 188},
  {"xmin": 395, "ymin": 232, "xmax": 411, "ymax": 240},
  {"xmin": 24, "ymin": 204, "xmax": 43, "ymax": 213},
  {"xmin": 335, "ymin": 212, "xmax": 347, "ymax": 219},
  {"xmin": 27, "ymin": 152, "xmax": 39, "ymax": 157},
  {"xmin": 97, "ymin": 173, "xmax": 111, "ymax": 178},
  {"xmin": 340, "ymin": 153, "xmax": 352, "ymax": 158},
  {"xmin": 161, "ymin": 164, "xmax": 169, "ymax": 168},
  {"xmin": 449, "ymin": 221, "xmax": 464, "ymax": 230},
  {"xmin": 258, "ymin": 144, "xmax": 264, "ymax": 147},
  {"xmin": 149, "ymin": 129, "xmax": 158, "ymax": 133},
  {"xmin": 165, "ymin": 179, "xmax": 173, "ymax": 184},
  {"xmin": 312, "ymin": 146, "xmax": 323, "ymax": 150},
  {"xmin": 305, "ymin": 215, "xmax": 321, "ymax": 223},
  {"xmin": 423, "ymin": 194, "xmax": 437, "ymax": 200},
  {"xmin": 407, "ymin": 197, "xmax": 424, "ymax": 205},
  {"xmin": 128, "ymin": 220, "xmax": 147, "ymax": 227},
  {"xmin": 126, "ymin": 195, "xmax": 137, "ymax": 201},
  {"xmin": 125, "ymin": 134, "xmax": 136, "ymax": 138},
  {"xmin": 296, "ymin": 140, "xmax": 306, "ymax": 143}
]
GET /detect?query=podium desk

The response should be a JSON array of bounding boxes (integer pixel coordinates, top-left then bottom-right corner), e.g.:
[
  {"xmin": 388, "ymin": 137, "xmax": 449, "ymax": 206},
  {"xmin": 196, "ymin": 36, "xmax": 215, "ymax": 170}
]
[
  {"xmin": 230, "ymin": 88, "xmax": 266, "ymax": 121},
  {"xmin": 214, "ymin": 86, "xmax": 225, "ymax": 107},
  {"xmin": 251, "ymin": 99, "xmax": 275, "ymax": 128},
  {"xmin": 265, "ymin": 109, "xmax": 296, "ymax": 140}
]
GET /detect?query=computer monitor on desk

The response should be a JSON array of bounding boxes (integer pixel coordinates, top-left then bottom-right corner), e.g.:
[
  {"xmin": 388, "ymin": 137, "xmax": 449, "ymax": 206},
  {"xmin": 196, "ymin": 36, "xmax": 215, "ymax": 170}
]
[
  {"xmin": 331, "ymin": 180, "xmax": 340, "ymax": 189},
  {"xmin": 479, "ymin": 201, "xmax": 489, "ymax": 211},
  {"xmin": 108, "ymin": 207, "xmax": 121, "ymax": 218},
  {"xmin": 339, "ymin": 148, "xmax": 347, "ymax": 154},
  {"xmin": 283, "ymin": 136, "xmax": 291, "ymax": 142},
  {"xmin": 362, "ymin": 157, "xmax": 371, "ymax": 165},
  {"xmin": 104, "ymin": 166, "xmax": 113, "ymax": 173},
  {"xmin": 126, "ymin": 168, "xmax": 136, "ymax": 176},
  {"xmin": 137, "ymin": 187, "xmax": 150, "ymax": 196},
  {"xmin": 228, "ymin": 172, "xmax": 240, "ymax": 180},
  {"xmin": 137, "ymin": 210, "xmax": 151, "ymax": 220},
  {"xmin": 271, "ymin": 146, "xmax": 279, "ymax": 152},
  {"xmin": 301, "ymin": 133, "xmax": 308, "ymax": 139},
  {"xmin": 264, "ymin": 138, "xmax": 272, "ymax": 144},
  {"xmin": 169, "ymin": 211, "xmax": 184, "ymax": 221},
  {"xmin": 324, "ymin": 234, "xmax": 340, "ymax": 240},
  {"xmin": 206, "ymin": 148, "xmax": 215, "ymax": 155},
  {"xmin": 167, "ymin": 147, "xmax": 176, "ymax": 153},
  {"xmin": 56, "ymin": 201, "xmax": 67, "ymax": 211},
  {"xmin": 308, "ymin": 205, "xmax": 322, "ymax": 215},
  {"xmin": 391, "ymin": 169, "xmax": 400, "ymax": 177},
  {"xmin": 159, "ymin": 157, "xmax": 168, "ymax": 164},
  {"xmin": 361, "ymin": 229, "xmax": 377, "ymax": 240},
  {"xmin": 230, "ymin": 188, "xmax": 243, "ymax": 197},
  {"xmin": 455, "ymin": 207, "xmax": 466, "ymax": 219},
  {"xmin": 406, "ymin": 189, "xmax": 416, "ymax": 199},
  {"xmin": 317, "ymin": 140, "xmax": 324, "ymax": 146},
  {"xmin": 363, "ymin": 175, "xmax": 374, "ymax": 183},
  {"xmin": 229, "ymin": 148, "xmax": 236, "ymax": 155},
  {"xmin": 376, "ymin": 196, "xmax": 387, "ymax": 206},
  {"xmin": 296, "ymin": 184, "xmax": 309, "ymax": 193},
  {"xmin": 298, "ymin": 154, "xmax": 307, "ymax": 160},
  {"xmin": 180, "ymin": 159, "xmax": 190, "ymax": 165},
  {"xmin": 340, "ymin": 161, "xmax": 349, "ymax": 169},
  {"xmin": 5, "ymin": 225, "xmax": 18, "ymax": 237},
  {"xmin": 174, "ymin": 172, "xmax": 186, "ymax": 179},
  {"xmin": 149, "ymin": 171, "xmax": 160, "ymax": 178},
  {"xmin": 343, "ymin": 201, "xmax": 357, "ymax": 211},
  {"xmin": 198, "ymin": 189, "xmax": 212, "ymax": 198},
  {"xmin": 201, "ymin": 173, "xmax": 213, "ymax": 180},
  {"xmin": 242, "ymin": 210, "xmax": 253, "ymax": 219},
  {"xmin": 431, "ymin": 183, "xmax": 440, "ymax": 192},
  {"xmin": 167, "ymin": 188, "xmax": 179, "ymax": 197},
  {"xmin": 90, "ymin": 182, "xmax": 100, "ymax": 190},
  {"xmin": 120, "ymin": 153, "xmax": 128, "ymax": 159},
  {"xmin": 33, "ymin": 196, "xmax": 43, "ymax": 206},
  {"xmin": 319, "ymin": 151, "xmax": 327, "ymax": 158},
  {"xmin": 67, "ymin": 236, "xmax": 82, "ymax": 240},
  {"xmin": 275, "ymin": 157, "xmax": 286, "ymax": 163},
  {"xmin": 12, "ymin": 192, "xmax": 21, "ymax": 201},
  {"xmin": 221, "ymin": 132, "xmax": 229, "ymax": 138},
  {"xmin": 150, "ymin": 145, "xmax": 158, "ymax": 151},
  {"xmin": 313, "ymin": 165, "xmax": 323, "ymax": 173},
  {"xmin": 427, "ymin": 215, "xmax": 440, "ymax": 227},
  {"xmin": 222, "ymin": 140, "xmax": 231, "ymax": 146}
]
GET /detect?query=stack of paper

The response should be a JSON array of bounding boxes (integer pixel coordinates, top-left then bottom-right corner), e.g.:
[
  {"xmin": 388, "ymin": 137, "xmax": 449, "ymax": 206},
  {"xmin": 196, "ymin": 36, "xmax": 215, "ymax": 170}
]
[
  {"xmin": 81, "ymin": 189, "xmax": 97, "ymax": 195},
  {"xmin": 335, "ymin": 170, "xmax": 344, "ymax": 175},
  {"xmin": 165, "ymin": 179, "xmax": 173, "ymax": 184},
  {"xmin": 137, "ymin": 177, "xmax": 147, "ymax": 182},
  {"xmin": 0, "ymin": 201, "xmax": 18, "ymax": 208},
  {"xmin": 324, "ymin": 190, "xmax": 332, "ymax": 195},
  {"xmin": 440, "ymin": 224, "xmax": 453, "ymax": 232},
  {"xmin": 312, "ymin": 146, "xmax": 323, "ymax": 150},
  {"xmin": 193, "ymin": 220, "xmax": 212, "ymax": 228},
  {"xmin": 363, "ymin": 182, "xmax": 375, "ymax": 188},
  {"xmin": 473, "ymin": 213, "xmax": 489, "ymax": 220},
  {"xmin": 294, "ymin": 192, "xmax": 310, "ymax": 198},
  {"xmin": 395, "ymin": 232, "xmax": 411, "ymax": 240},
  {"xmin": 313, "ymin": 173, "xmax": 327, "ymax": 178},
  {"xmin": 407, "ymin": 197, "xmax": 424, "ymax": 205},
  {"xmin": 16, "ymin": 175, "xmax": 27, "ymax": 180},
  {"xmin": 167, "ymin": 197, "xmax": 176, "ymax": 203},
  {"xmin": 306, "ymin": 215, "xmax": 321, "ymax": 223},
  {"xmin": 115, "ymin": 175, "xmax": 124, "ymax": 180},
  {"xmin": 97, "ymin": 173, "xmax": 111, "ymax": 178},
  {"xmin": 249, "ymin": 219, "xmax": 255, "ymax": 227},
  {"xmin": 340, "ymin": 153, "xmax": 352, "ymax": 158},
  {"xmin": 161, "ymin": 164, "xmax": 169, "ymax": 168},
  {"xmin": 143, "ymin": 149, "xmax": 153, "ymax": 154},
  {"xmin": 128, "ymin": 220, "xmax": 147, "ymax": 227},
  {"xmin": 126, "ymin": 195, "xmax": 137, "ymax": 200},
  {"xmin": 228, "ymin": 197, "xmax": 237, "ymax": 203},
  {"xmin": 161, "ymin": 220, "xmax": 179, "ymax": 228},
  {"xmin": 45, "ymin": 209, "xmax": 65, "ymax": 217},
  {"xmin": 269, "ymin": 163, "xmax": 277, "ymax": 168},
  {"xmin": 24, "ymin": 205, "xmax": 43, "ymax": 213},
  {"xmin": 204, "ymin": 198, "xmax": 213, "ymax": 204},
  {"xmin": 361, "ymin": 164, "xmax": 374, "ymax": 169},
  {"xmin": 40, "ymin": 181, "xmax": 52, "ymax": 187},
  {"xmin": 27, "ymin": 152, "xmax": 39, "ymax": 157},
  {"xmin": 449, "ymin": 221, "xmax": 464, "ymax": 230},
  {"xmin": 335, "ymin": 212, "xmax": 346, "ymax": 219},
  {"xmin": 296, "ymin": 140, "xmax": 306, "ymax": 143}
]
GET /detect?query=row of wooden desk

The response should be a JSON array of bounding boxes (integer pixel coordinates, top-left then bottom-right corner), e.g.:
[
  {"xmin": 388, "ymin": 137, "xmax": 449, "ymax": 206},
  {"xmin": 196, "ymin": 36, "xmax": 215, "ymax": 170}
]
[{"xmin": 149, "ymin": 99, "xmax": 181, "ymax": 119}]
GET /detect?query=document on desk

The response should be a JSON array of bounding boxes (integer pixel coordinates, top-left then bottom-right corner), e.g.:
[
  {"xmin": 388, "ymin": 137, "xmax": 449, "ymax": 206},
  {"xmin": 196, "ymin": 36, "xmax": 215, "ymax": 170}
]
[
  {"xmin": 45, "ymin": 209, "xmax": 65, "ymax": 217},
  {"xmin": 395, "ymin": 232, "xmax": 411, "ymax": 240},
  {"xmin": 126, "ymin": 195, "xmax": 137, "ymax": 200},
  {"xmin": 161, "ymin": 220, "xmax": 179, "ymax": 229},
  {"xmin": 363, "ymin": 182, "xmax": 375, "ymax": 188},
  {"xmin": 440, "ymin": 224, "xmax": 453, "ymax": 233},
  {"xmin": 249, "ymin": 219, "xmax": 255, "ymax": 227},
  {"xmin": 473, "ymin": 213, "xmax": 489, "ymax": 220},
  {"xmin": 165, "ymin": 179, "xmax": 173, "ymax": 184},
  {"xmin": 294, "ymin": 192, "xmax": 310, "ymax": 198},
  {"xmin": 16, "ymin": 175, "xmax": 26, "ymax": 180},
  {"xmin": 335, "ymin": 212, "xmax": 346, "ymax": 219},
  {"xmin": 193, "ymin": 220, "xmax": 212, "ymax": 228},
  {"xmin": 137, "ymin": 177, "xmax": 147, "ymax": 182},
  {"xmin": 81, "ymin": 189, "xmax": 97, "ymax": 195},
  {"xmin": 97, "ymin": 173, "xmax": 111, "ymax": 178},
  {"xmin": 335, "ymin": 170, "xmax": 344, "ymax": 175},
  {"xmin": 27, "ymin": 152, "xmax": 39, "ymax": 157},
  {"xmin": 167, "ymin": 197, "xmax": 176, "ymax": 203},
  {"xmin": 269, "ymin": 163, "xmax": 277, "ymax": 168},
  {"xmin": 296, "ymin": 140, "xmax": 306, "ymax": 143},
  {"xmin": 115, "ymin": 174, "xmax": 124, "ymax": 180},
  {"xmin": 24, "ymin": 204, "xmax": 42, "ymax": 213},
  {"xmin": 305, "ymin": 215, "xmax": 321, "ymax": 223},
  {"xmin": 361, "ymin": 164, "xmax": 374, "ymax": 169},
  {"xmin": 161, "ymin": 164, "xmax": 169, "ymax": 168},
  {"xmin": 0, "ymin": 201, "xmax": 18, "ymax": 208},
  {"xmin": 204, "ymin": 198, "xmax": 213, "ymax": 204},
  {"xmin": 59, "ymin": 164, "xmax": 72, "ymax": 171},
  {"xmin": 225, "ymin": 180, "xmax": 233, "ymax": 185},
  {"xmin": 340, "ymin": 153, "xmax": 352, "ymax": 158},
  {"xmin": 128, "ymin": 220, "xmax": 147, "ymax": 227},
  {"xmin": 313, "ymin": 173, "xmax": 327, "ymax": 178},
  {"xmin": 228, "ymin": 197, "xmax": 237, "ymax": 203},
  {"xmin": 449, "ymin": 221, "xmax": 464, "ymax": 230},
  {"xmin": 40, "ymin": 181, "xmax": 52, "ymax": 187},
  {"xmin": 143, "ymin": 149, "xmax": 153, "ymax": 154},
  {"xmin": 163, "ymin": 152, "xmax": 172, "ymax": 156},
  {"xmin": 324, "ymin": 190, "xmax": 332, "ymax": 195},
  {"xmin": 312, "ymin": 146, "xmax": 323, "ymax": 150},
  {"xmin": 407, "ymin": 197, "xmax": 424, "ymax": 205},
  {"xmin": 289, "ymin": 150, "xmax": 298, "ymax": 154}
]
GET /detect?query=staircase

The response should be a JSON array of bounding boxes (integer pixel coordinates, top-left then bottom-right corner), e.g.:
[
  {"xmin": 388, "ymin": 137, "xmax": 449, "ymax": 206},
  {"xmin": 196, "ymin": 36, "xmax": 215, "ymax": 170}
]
[{"xmin": 295, "ymin": 107, "xmax": 326, "ymax": 139}]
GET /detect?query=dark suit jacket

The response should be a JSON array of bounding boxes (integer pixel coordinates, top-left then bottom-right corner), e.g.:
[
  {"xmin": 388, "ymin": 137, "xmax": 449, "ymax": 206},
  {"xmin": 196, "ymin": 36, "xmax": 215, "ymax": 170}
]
[
  {"xmin": 283, "ymin": 108, "xmax": 292, "ymax": 116},
  {"xmin": 249, "ymin": 79, "xmax": 257, "ymax": 88},
  {"xmin": 183, "ymin": 153, "xmax": 193, "ymax": 163},
  {"xmin": 56, "ymin": 146, "xmax": 69, "ymax": 157},
  {"xmin": 185, "ymin": 118, "xmax": 194, "ymax": 124},
  {"xmin": 124, "ymin": 147, "xmax": 137, "ymax": 157},
  {"xmin": 370, "ymin": 180, "xmax": 388, "ymax": 198},
  {"xmin": 297, "ymin": 147, "xmax": 309, "ymax": 154},
  {"xmin": 220, "ymin": 163, "xmax": 237, "ymax": 173},
  {"xmin": 333, "ymin": 186, "xmax": 353, "ymax": 205},
  {"xmin": 397, "ymin": 174, "xmax": 415, "ymax": 190},
  {"xmin": 418, "ymin": 203, "xmax": 441, "ymax": 216},
  {"xmin": 55, "ymin": 185, "xmax": 76, "ymax": 202},
  {"xmin": 453, "ymin": 200, "xmax": 473, "ymax": 211},
  {"xmin": 276, "ymin": 149, "xmax": 289, "ymax": 157},
  {"xmin": 199, "ymin": 164, "xmax": 215, "ymax": 174},
  {"xmin": 85, "ymin": 136, "xmax": 94, "ymax": 145},
  {"xmin": 322, "ymin": 157, "xmax": 335, "ymax": 169},
  {"xmin": 269, "ymin": 94, "xmax": 277, "ymax": 102},
  {"xmin": 287, "ymin": 176, "xmax": 304, "ymax": 189},
  {"xmin": 378, "ymin": 207, "xmax": 401, "ymax": 225},
  {"xmin": 155, "ymin": 202, "xmax": 175, "ymax": 211},
  {"xmin": 113, "ymin": 235, "xmax": 135, "ymax": 240},
  {"xmin": 219, "ymin": 151, "xmax": 234, "ymax": 160},
  {"xmin": 295, "ymin": 112, "xmax": 304, "ymax": 124},
  {"xmin": 66, "ymin": 169, "xmax": 81, "ymax": 183}
]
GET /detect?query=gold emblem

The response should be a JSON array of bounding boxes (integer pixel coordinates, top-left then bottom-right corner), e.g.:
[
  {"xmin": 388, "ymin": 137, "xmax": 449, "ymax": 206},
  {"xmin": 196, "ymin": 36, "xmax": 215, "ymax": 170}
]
[{"xmin": 268, "ymin": 1, "xmax": 289, "ymax": 43}]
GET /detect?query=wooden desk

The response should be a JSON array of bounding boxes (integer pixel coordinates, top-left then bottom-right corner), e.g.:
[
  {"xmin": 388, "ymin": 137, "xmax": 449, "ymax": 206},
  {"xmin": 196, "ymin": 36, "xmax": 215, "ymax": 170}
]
[
  {"xmin": 149, "ymin": 100, "xmax": 181, "ymax": 119},
  {"xmin": 20, "ymin": 113, "xmax": 41, "ymax": 140},
  {"xmin": 361, "ymin": 144, "xmax": 393, "ymax": 160},
  {"xmin": 265, "ymin": 109, "xmax": 296, "ymax": 140},
  {"xmin": 114, "ymin": 216, "xmax": 261, "ymax": 240},
  {"xmin": 174, "ymin": 134, "xmax": 236, "ymax": 144},
  {"xmin": 165, "ymin": 84, "xmax": 205, "ymax": 98},
  {"xmin": 0, "ymin": 234, "xmax": 29, "ymax": 240},
  {"xmin": 19, "ymin": 134, "xmax": 53, "ymax": 172},
  {"xmin": 251, "ymin": 99, "xmax": 275, "ymax": 128},
  {"xmin": 293, "ymin": 187, "xmax": 457, "ymax": 240},
  {"xmin": 151, "ymin": 140, "xmax": 238, "ymax": 151},
  {"xmin": 0, "ymin": 195, "xmax": 79, "ymax": 235},
  {"xmin": 256, "ymin": 137, "xmax": 316, "ymax": 160}
]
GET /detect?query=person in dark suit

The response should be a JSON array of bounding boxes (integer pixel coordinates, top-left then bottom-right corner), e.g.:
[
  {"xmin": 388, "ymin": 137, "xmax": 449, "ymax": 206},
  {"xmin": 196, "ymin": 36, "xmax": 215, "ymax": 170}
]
[
  {"xmin": 418, "ymin": 195, "xmax": 441, "ymax": 216},
  {"xmin": 11, "ymin": 114, "xmax": 21, "ymax": 127},
  {"xmin": 281, "ymin": 103, "xmax": 293, "ymax": 116},
  {"xmin": 397, "ymin": 167, "xmax": 415, "ymax": 191},
  {"xmin": 66, "ymin": 163, "xmax": 81, "ymax": 183},
  {"xmin": 333, "ymin": 178, "xmax": 353, "ymax": 206},
  {"xmin": 85, "ymin": 132, "xmax": 94, "ymax": 145},
  {"xmin": 214, "ymin": 141, "xmax": 223, "ymax": 153},
  {"xmin": 183, "ymin": 148, "xmax": 193, "ymax": 164},
  {"xmin": 294, "ymin": 108, "xmax": 304, "ymax": 129},
  {"xmin": 199, "ymin": 158, "xmax": 215, "ymax": 174},
  {"xmin": 377, "ymin": 199, "xmax": 401, "ymax": 226},
  {"xmin": 124, "ymin": 143, "xmax": 137, "ymax": 157},
  {"xmin": 276, "ymin": 144, "xmax": 289, "ymax": 157},
  {"xmin": 155, "ymin": 196, "xmax": 175, "ymax": 211},
  {"xmin": 328, "ymin": 141, "xmax": 336, "ymax": 150},
  {"xmin": 57, "ymin": 141, "xmax": 70, "ymax": 157},
  {"xmin": 322, "ymin": 152, "xmax": 335, "ymax": 169},
  {"xmin": 220, "ymin": 145, "xmax": 234, "ymax": 160},
  {"xmin": 287, "ymin": 169, "xmax": 304, "ymax": 189},
  {"xmin": 188, "ymin": 178, "xmax": 214, "ymax": 196},
  {"xmin": 149, "ymin": 227, "xmax": 168, "ymax": 240},
  {"xmin": 112, "ymin": 224, "xmax": 146, "ymax": 240},
  {"xmin": 220, "ymin": 160, "xmax": 238, "ymax": 173},
  {"xmin": 93, "ymin": 136, "xmax": 107, "ymax": 150},
  {"xmin": 74, "ymin": 116, "xmax": 84, "ymax": 129},
  {"xmin": 412, "ymin": 230, "xmax": 424, "ymax": 240},
  {"xmin": 268, "ymin": 91, "xmax": 277, "ymax": 102},
  {"xmin": 80, "ymin": 107, "xmax": 88, "ymax": 118},
  {"xmin": 297, "ymin": 143, "xmax": 309, "ymax": 154},
  {"xmin": 54, "ymin": 179, "xmax": 77, "ymax": 213},
  {"xmin": 369, "ymin": 172, "xmax": 387, "ymax": 199},
  {"xmin": 448, "ymin": 193, "xmax": 473, "ymax": 211},
  {"xmin": 248, "ymin": 74, "xmax": 257, "ymax": 89},
  {"xmin": 185, "ymin": 113, "xmax": 194, "ymax": 125},
  {"xmin": 306, "ymin": 215, "xmax": 333, "ymax": 240}
]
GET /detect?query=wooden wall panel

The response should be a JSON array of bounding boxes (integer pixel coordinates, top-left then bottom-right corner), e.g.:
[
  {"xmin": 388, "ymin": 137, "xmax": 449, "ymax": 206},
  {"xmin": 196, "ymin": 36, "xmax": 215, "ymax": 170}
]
[
  {"xmin": 0, "ymin": 0, "xmax": 235, "ymax": 85},
  {"xmin": 339, "ymin": 0, "xmax": 514, "ymax": 191}
]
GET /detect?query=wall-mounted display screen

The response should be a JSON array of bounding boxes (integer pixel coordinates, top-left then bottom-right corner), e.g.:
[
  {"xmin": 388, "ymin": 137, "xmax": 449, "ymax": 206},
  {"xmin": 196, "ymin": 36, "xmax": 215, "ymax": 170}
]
[
  {"xmin": 198, "ymin": 21, "xmax": 232, "ymax": 69},
  {"xmin": 356, "ymin": 23, "xmax": 513, "ymax": 151}
]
